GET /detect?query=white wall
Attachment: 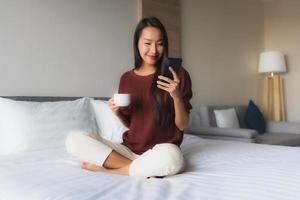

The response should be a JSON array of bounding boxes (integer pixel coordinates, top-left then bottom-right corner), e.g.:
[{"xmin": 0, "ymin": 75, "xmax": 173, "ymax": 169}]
[
  {"xmin": 264, "ymin": 0, "xmax": 300, "ymax": 122},
  {"xmin": 181, "ymin": 0, "xmax": 264, "ymax": 108},
  {"xmin": 4, "ymin": 0, "xmax": 298, "ymax": 121},
  {"xmin": 0, "ymin": 0, "xmax": 137, "ymax": 97}
]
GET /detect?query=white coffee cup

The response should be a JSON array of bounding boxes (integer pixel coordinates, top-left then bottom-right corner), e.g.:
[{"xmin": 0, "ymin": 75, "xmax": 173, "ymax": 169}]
[{"xmin": 114, "ymin": 93, "xmax": 130, "ymax": 107}]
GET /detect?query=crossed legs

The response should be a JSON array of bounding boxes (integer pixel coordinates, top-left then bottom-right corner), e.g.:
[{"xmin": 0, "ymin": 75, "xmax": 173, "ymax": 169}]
[{"xmin": 65, "ymin": 131, "xmax": 185, "ymax": 177}]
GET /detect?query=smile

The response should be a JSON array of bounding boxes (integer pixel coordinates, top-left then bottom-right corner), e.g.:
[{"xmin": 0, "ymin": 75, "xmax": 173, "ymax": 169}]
[{"xmin": 147, "ymin": 55, "xmax": 158, "ymax": 60}]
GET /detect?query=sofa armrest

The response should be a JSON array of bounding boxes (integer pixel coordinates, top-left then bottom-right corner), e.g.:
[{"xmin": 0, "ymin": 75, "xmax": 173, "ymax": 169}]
[
  {"xmin": 266, "ymin": 121, "xmax": 300, "ymax": 134},
  {"xmin": 185, "ymin": 127, "xmax": 257, "ymax": 139}
]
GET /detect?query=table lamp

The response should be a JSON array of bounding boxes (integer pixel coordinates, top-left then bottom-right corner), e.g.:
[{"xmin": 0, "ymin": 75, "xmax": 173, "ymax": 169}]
[{"xmin": 259, "ymin": 51, "xmax": 287, "ymax": 121}]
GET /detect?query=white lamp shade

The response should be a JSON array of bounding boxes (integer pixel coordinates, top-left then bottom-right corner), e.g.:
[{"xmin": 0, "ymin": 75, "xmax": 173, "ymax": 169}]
[{"xmin": 259, "ymin": 51, "xmax": 286, "ymax": 74}]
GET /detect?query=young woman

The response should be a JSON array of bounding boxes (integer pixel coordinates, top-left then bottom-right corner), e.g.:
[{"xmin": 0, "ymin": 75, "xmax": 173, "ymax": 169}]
[{"xmin": 66, "ymin": 17, "xmax": 192, "ymax": 178}]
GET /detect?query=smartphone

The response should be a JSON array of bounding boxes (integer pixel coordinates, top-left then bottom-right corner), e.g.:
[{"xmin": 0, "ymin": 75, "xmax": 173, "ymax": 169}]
[{"xmin": 161, "ymin": 57, "xmax": 182, "ymax": 79}]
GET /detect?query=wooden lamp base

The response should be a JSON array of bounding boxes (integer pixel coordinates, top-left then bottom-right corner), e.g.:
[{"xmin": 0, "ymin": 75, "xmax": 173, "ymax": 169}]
[{"xmin": 262, "ymin": 75, "xmax": 286, "ymax": 121}]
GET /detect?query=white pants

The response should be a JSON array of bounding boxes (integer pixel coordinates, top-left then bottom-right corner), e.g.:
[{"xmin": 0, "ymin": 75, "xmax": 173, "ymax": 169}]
[{"xmin": 65, "ymin": 131, "xmax": 185, "ymax": 177}]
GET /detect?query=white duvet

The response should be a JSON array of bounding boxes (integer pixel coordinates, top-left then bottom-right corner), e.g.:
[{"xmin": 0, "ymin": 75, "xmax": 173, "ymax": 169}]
[{"xmin": 0, "ymin": 134, "xmax": 300, "ymax": 200}]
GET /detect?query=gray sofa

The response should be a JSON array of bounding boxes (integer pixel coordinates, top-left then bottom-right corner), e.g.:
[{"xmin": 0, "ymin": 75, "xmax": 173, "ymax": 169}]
[{"xmin": 185, "ymin": 105, "xmax": 300, "ymax": 146}]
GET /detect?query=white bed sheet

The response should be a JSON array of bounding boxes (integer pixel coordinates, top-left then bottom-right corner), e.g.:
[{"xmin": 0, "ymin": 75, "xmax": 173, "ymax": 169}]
[{"xmin": 1, "ymin": 134, "xmax": 300, "ymax": 200}]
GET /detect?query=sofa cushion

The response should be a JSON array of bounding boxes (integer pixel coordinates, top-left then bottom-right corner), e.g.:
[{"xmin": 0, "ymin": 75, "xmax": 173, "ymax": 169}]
[
  {"xmin": 207, "ymin": 106, "xmax": 237, "ymax": 127},
  {"xmin": 266, "ymin": 121, "xmax": 300, "ymax": 134},
  {"xmin": 256, "ymin": 132, "xmax": 300, "ymax": 146},
  {"xmin": 235, "ymin": 106, "xmax": 248, "ymax": 128},
  {"xmin": 244, "ymin": 100, "xmax": 266, "ymax": 134},
  {"xmin": 214, "ymin": 108, "xmax": 240, "ymax": 128}
]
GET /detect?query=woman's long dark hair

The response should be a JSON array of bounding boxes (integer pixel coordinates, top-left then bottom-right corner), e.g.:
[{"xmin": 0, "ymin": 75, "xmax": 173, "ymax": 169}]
[{"xmin": 133, "ymin": 17, "xmax": 175, "ymax": 129}]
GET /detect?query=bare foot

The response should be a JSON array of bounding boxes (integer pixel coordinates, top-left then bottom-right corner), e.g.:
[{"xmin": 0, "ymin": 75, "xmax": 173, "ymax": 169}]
[{"xmin": 81, "ymin": 162, "xmax": 106, "ymax": 172}]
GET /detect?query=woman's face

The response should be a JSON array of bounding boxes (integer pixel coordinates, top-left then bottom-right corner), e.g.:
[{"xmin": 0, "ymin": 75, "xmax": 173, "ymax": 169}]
[{"xmin": 138, "ymin": 27, "xmax": 164, "ymax": 66}]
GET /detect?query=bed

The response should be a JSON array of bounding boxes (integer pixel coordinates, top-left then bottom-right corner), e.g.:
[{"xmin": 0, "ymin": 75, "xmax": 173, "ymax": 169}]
[{"xmin": 0, "ymin": 97, "xmax": 300, "ymax": 200}]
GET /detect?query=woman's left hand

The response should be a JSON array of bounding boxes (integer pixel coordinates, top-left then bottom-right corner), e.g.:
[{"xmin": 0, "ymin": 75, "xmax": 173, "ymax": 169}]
[{"xmin": 157, "ymin": 67, "xmax": 181, "ymax": 99}]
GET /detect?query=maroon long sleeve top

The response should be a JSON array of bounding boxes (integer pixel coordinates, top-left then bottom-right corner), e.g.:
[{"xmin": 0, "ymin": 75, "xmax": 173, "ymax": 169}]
[{"xmin": 119, "ymin": 67, "xmax": 193, "ymax": 155}]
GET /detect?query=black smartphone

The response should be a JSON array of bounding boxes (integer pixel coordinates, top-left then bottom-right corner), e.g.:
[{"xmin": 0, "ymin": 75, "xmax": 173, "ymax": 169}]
[{"xmin": 161, "ymin": 57, "xmax": 182, "ymax": 79}]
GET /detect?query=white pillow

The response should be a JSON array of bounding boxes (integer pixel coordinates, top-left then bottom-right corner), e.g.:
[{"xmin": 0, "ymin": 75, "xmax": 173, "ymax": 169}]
[
  {"xmin": 0, "ymin": 97, "xmax": 97, "ymax": 155},
  {"xmin": 90, "ymin": 99, "xmax": 128, "ymax": 143},
  {"xmin": 214, "ymin": 108, "xmax": 240, "ymax": 128}
]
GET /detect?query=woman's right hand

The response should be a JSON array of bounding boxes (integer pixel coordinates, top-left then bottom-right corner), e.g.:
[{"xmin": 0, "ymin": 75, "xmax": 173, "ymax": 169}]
[{"xmin": 108, "ymin": 98, "xmax": 120, "ymax": 116}]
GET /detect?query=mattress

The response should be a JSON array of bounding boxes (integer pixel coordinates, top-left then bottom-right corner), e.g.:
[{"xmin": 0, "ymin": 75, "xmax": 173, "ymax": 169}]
[{"xmin": 0, "ymin": 134, "xmax": 300, "ymax": 200}]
